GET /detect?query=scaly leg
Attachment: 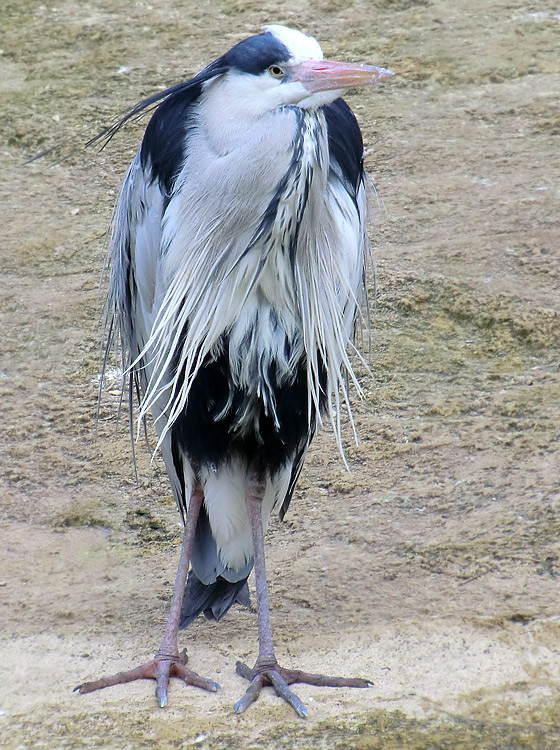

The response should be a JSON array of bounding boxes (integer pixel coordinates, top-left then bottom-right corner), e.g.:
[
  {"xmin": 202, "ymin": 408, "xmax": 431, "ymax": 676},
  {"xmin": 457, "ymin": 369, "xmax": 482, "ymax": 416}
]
[
  {"xmin": 234, "ymin": 470, "xmax": 372, "ymax": 717},
  {"xmin": 76, "ymin": 489, "xmax": 219, "ymax": 706}
]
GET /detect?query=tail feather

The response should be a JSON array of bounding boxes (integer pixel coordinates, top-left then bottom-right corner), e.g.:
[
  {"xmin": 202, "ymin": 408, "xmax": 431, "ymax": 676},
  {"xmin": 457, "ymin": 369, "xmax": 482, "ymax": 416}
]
[
  {"xmin": 191, "ymin": 501, "xmax": 253, "ymax": 584},
  {"xmin": 179, "ymin": 571, "xmax": 250, "ymax": 629}
]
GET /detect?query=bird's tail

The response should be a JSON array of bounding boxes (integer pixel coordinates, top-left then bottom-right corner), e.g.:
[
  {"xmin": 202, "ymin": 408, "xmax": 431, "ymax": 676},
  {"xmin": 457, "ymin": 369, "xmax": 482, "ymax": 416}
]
[{"xmin": 179, "ymin": 571, "xmax": 250, "ymax": 629}]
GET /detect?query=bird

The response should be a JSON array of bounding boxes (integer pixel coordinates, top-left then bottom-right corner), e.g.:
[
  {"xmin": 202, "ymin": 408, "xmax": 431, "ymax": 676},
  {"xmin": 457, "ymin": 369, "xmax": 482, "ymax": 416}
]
[{"xmin": 76, "ymin": 24, "xmax": 394, "ymax": 716}]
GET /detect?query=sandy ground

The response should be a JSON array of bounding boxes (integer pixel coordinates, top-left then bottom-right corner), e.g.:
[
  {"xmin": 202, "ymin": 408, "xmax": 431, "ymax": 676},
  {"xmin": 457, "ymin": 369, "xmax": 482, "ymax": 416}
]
[{"xmin": 1, "ymin": 0, "xmax": 560, "ymax": 747}]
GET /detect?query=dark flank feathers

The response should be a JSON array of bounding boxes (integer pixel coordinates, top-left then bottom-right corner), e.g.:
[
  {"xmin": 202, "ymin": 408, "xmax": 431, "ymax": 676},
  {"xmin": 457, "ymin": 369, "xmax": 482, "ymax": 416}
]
[
  {"xmin": 140, "ymin": 83, "xmax": 202, "ymax": 196},
  {"xmin": 323, "ymin": 98, "xmax": 364, "ymax": 200},
  {"xmin": 138, "ymin": 61, "xmax": 225, "ymax": 195}
]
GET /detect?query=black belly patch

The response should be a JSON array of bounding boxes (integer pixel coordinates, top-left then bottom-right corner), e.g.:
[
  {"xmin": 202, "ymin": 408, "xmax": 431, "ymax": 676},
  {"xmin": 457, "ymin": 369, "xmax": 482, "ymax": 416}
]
[{"xmin": 170, "ymin": 340, "xmax": 326, "ymax": 474}]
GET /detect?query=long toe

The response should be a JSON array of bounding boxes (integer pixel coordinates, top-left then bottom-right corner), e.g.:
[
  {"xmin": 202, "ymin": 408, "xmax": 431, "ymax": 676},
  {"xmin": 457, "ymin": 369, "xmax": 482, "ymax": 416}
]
[
  {"xmin": 278, "ymin": 666, "xmax": 373, "ymax": 689},
  {"xmin": 233, "ymin": 673, "xmax": 266, "ymax": 714},
  {"xmin": 172, "ymin": 660, "xmax": 221, "ymax": 692},
  {"xmin": 269, "ymin": 670, "xmax": 308, "ymax": 718},
  {"xmin": 76, "ymin": 660, "xmax": 159, "ymax": 694}
]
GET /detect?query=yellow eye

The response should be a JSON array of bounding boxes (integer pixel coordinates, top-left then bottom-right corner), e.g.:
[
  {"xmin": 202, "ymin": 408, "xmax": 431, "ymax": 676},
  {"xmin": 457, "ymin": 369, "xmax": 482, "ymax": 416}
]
[{"xmin": 268, "ymin": 65, "xmax": 285, "ymax": 79}]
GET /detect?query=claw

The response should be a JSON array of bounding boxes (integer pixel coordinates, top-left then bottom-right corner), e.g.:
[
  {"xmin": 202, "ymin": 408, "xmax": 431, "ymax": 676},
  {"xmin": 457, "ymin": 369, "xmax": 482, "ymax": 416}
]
[
  {"xmin": 269, "ymin": 670, "xmax": 308, "ymax": 718},
  {"xmin": 156, "ymin": 685, "xmax": 168, "ymax": 708},
  {"xmin": 233, "ymin": 673, "xmax": 265, "ymax": 713}
]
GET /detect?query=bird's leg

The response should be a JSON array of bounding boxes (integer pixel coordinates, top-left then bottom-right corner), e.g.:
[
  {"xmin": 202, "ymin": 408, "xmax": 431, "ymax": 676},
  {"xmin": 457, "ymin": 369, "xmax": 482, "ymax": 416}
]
[
  {"xmin": 234, "ymin": 470, "xmax": 372, "ymax": 718},
  {"xmin": 76, "ymin": 488, "xmax": 219, "ymax": 707}
]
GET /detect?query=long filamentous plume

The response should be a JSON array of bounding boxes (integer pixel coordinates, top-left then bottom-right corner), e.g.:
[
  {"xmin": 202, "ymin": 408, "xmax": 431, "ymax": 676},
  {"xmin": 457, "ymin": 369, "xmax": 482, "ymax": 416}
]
[{"xmin": 112, "ymin": 109, "xmax": 369, "ymax": 459}]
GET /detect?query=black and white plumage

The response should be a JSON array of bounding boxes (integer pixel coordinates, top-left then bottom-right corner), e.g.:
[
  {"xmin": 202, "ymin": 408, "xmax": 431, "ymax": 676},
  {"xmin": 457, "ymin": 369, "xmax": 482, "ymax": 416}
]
[{"xmin": 79, "ymin": 24, "xmax": 393, "ymax": 715}]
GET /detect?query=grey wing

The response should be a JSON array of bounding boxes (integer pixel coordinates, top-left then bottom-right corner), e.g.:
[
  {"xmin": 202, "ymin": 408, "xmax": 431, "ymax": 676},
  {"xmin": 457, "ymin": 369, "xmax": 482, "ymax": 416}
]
[
  {"xmin": 105, "ymin": 154, "xmax": 166, "ymax": 382},
  {"xmin": 103, "ymin": 154, "xmax": 186, "ymax": 504}
]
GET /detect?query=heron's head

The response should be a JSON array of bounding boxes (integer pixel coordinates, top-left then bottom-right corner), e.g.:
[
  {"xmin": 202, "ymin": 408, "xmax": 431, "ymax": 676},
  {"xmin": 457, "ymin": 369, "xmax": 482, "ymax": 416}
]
[{"xmin": 203, "ymin": 25, "xmax": 393, "ymax": 117}]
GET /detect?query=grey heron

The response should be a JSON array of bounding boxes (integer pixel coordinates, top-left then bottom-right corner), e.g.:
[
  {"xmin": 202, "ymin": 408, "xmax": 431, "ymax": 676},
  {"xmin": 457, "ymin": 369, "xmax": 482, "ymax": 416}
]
[{"xmin": 77, "ymin": 24, "xmax": 393, "ymax": 716}]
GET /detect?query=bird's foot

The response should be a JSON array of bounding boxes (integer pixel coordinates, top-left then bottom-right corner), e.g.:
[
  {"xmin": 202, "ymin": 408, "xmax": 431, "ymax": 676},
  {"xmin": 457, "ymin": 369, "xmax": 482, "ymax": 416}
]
[
  {"xmin": 75, "ymin": 649, "xmax": 220, "ymax": 707},
  {"xmin": 234, "ymin": 659, "xmax": 372, "ymax": 717}
]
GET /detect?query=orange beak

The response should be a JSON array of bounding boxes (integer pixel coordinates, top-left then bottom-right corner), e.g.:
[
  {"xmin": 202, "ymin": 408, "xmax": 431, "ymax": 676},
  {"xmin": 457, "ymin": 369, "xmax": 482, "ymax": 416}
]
[{"xmin": 291, "ymin": 59, "xmax": 394, "ymax": 93}]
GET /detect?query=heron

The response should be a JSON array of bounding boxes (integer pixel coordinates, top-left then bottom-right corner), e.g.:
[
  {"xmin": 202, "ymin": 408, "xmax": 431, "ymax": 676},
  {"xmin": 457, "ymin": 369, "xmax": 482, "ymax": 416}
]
[{"xmin": 76, "ymin": 24, "xmax": 393, "ymax": 716}]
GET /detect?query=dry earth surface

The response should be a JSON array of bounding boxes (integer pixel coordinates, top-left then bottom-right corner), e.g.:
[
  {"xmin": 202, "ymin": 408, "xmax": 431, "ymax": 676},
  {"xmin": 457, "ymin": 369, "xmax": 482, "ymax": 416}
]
[{"xmin": 1, "ymin": 0, "xmax": 560, "ymax": 748}]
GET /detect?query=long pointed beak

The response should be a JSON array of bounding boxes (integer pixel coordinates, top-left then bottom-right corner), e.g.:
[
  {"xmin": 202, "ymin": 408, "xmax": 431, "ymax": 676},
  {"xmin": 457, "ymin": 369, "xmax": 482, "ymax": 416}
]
[{"xmin": 291, "ymin": 59, "xmax": 394, "ymax": 94}]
